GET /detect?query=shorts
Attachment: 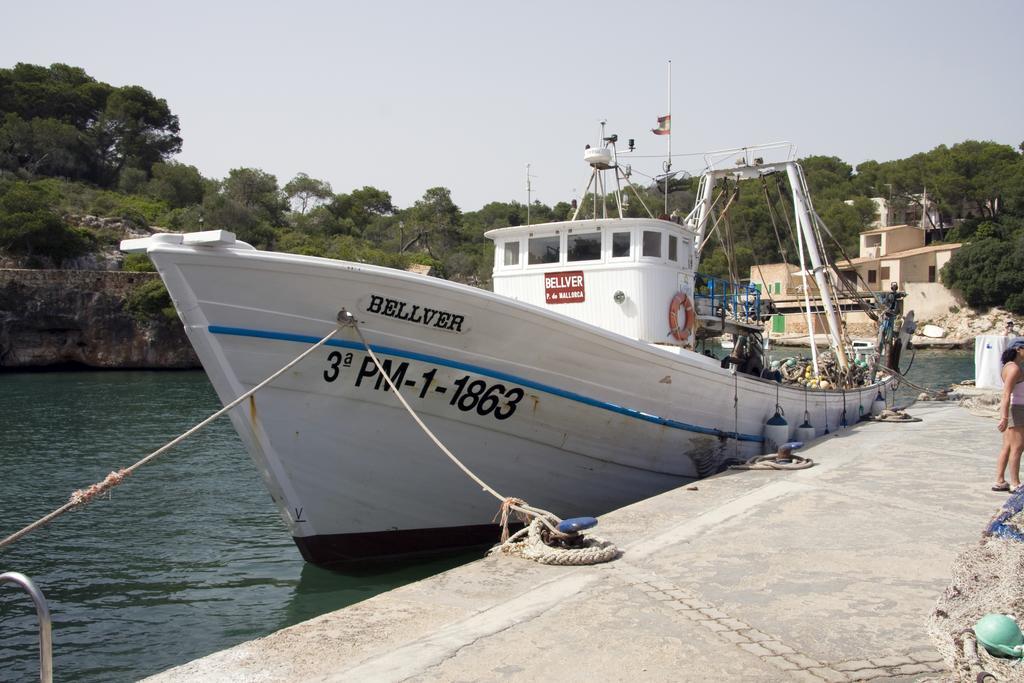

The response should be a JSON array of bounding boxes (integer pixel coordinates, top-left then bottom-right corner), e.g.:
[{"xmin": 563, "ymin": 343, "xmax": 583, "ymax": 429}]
[{"xmin": 1009, "ymin": 405, "xmax": 1024, "ymax": 428}]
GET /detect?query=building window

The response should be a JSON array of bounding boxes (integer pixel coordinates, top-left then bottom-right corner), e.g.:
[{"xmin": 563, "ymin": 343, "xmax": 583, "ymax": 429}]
[
  {"xmin": 567, "ymin": 232, "xmax": 601, "ymax": 262},
  {"xmin": 642, "ymin": 230, "xmax": 661, "ymax": 258},
  {"xmin": 528, "ymin": 235, "xmax": 560, "ymax": 264},
  {"xmin": 503, "ymin": 241, "xmax": 520, "ymax": 266},
  {"xmin": 868, "ymin": 269, "xmax": 877, "ymax": 284},
  {"xmin": 928, "ymin": 265, "xmax": 936, "ymax": 282},
  {"xmin": 880, "ymin": 266, "xmax": 890, "ymax": 280},
  {"xmin": 668, "ymin": 235, "xmax": 678, "ymax": 261},
  {"xmin": 611, "ymin": 232, "xmax": 631, "ymax": 258}
]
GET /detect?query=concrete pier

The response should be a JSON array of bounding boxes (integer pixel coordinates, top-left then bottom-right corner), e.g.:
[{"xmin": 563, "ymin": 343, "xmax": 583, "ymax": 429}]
[{"xmin": 147, "ymin": 403, "xmax": 1001, "ymax": 682}]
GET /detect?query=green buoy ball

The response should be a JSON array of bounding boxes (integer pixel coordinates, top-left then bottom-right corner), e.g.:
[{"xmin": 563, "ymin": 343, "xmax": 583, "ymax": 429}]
[{"xmin": 974, "ymin": 614, "xmax": 1024, "ymax": 658}]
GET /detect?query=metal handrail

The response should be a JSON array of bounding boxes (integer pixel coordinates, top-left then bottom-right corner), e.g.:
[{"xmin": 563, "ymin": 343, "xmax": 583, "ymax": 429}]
[
  {"xmin": 1, "ymin": 571, "xmax": 53, "ymax": 683},
  {"xmin": 693, "ymin": 273, "xmax": 763, "ymax": 324}
]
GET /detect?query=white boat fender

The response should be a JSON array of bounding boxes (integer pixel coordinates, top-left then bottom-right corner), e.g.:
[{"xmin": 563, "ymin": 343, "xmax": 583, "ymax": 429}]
[
  {"xmin": 795, "ymin": 412, "xmax": 816, "ymax": 442},
  {"xmin": 822, "ymin": 391, "xmax": 830, "ymax": 435},
  {"xmin": 764, "ymin": 407, "xmax": 789, "ymax": 454},
  {"xmin": 871, "ymin": 390, "xmax": 886, "ymax": 417}
]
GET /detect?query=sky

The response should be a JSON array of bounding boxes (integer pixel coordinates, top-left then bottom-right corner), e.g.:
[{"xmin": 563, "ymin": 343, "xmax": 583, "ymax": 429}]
[{"xmin": 2, "ymin": 0, "xmax": 1021, "ymax": 212}]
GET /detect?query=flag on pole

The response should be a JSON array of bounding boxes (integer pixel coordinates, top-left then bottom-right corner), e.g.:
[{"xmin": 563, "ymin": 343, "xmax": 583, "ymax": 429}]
[{"xmin": 652, "ymin": 114, "xmax": 671, "ymax": 136}]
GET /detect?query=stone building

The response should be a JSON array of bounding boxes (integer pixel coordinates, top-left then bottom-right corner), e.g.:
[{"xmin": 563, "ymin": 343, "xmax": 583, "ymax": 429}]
[{"xmin": 748, "ymin": 224, "xmax": 964, "ymax": 337}]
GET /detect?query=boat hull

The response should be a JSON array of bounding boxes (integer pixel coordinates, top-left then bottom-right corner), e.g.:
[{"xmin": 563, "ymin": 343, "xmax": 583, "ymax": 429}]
[{"xmin": 147, "ymin": 242, "xmax": 890, "ymax": 566}]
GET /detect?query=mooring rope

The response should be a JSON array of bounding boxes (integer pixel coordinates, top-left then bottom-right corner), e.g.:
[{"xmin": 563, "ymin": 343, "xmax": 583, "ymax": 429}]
[
  {"xmin": 882, "ymin": 365, "xmax": 946, "ymax": 398},
  {"xmin": 728, "ymin": 453, "xmax": 814, "ymax": 470},
  {"xmin": 496, "ymin": 518, "xmax": 619, "ymax": 565},
  {"xmin": 0, "ymin": 325, "xmax": 342, "ymax": 552},
  {"xmin": 340, "ymin": 310, "xmax": 617, "ymax": 562}
]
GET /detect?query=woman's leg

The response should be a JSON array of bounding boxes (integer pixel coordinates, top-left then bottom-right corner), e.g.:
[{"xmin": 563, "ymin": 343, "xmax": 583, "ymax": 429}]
[
  {"xmin": 996, "ymin": 431, "xmax": 1012, "ymax": 486},
  {"xmin": 1009, "ymin": 426, "xmax": 1024, "ymax": 489}
]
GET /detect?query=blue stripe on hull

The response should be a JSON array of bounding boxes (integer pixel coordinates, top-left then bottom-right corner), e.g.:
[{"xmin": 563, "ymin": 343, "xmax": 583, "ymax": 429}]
[{"xmin": 208, "ymin": 324, "xmax": 764, "ymax": 443}]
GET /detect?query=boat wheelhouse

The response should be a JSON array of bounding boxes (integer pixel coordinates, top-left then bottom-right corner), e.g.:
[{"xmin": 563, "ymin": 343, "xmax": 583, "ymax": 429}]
[{"xmin": 487, "ymin": 218, "xmax": 696, "ymax": 346}]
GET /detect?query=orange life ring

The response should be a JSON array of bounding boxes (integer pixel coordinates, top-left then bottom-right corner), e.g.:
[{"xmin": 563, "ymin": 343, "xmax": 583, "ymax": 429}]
[{"xmin": 668, "ymin": 292, "xmax": 695, "ymax": 341}]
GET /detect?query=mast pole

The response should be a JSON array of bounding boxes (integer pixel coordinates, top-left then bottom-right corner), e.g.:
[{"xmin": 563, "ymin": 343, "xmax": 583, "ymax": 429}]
[
  {"xmin": 794, "ymin": 204, "xmax": 820, "ymax": 375},
  {"xmin": 665, "ymin": 60, "xmax": 672, "ymax": 216},
  {"xmin": 786, "ymin": 162, "xmax": 848, "ymax": 372}
]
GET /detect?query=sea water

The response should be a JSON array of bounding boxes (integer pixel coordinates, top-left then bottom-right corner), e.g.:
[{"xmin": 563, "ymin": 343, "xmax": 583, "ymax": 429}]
[
  {"xmin": 0, "ymin": 351, "xmax": 974, "ymax": 681},
  {"xmin": 0, "ymin": 371, "xmax": 479, "ymax": 682}
]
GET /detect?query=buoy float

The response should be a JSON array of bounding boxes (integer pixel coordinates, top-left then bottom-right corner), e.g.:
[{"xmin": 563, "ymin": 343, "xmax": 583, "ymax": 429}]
[
  {"xmin": 974, "ymin": 613, "xmax": 1024, "ymax": 658},
  {"xmin": 796, "ymin": 412, "xmax": 816, "ymax": 442},
  {"xmin": 668, "ymin": 292, "xmax": 695, "ymax": 342},
  {"xmin": 871, "ymin": 390, "xmax": 886, "ymax": 416},
  {"xmin": 764, "ymin": 408, "xmax": 789, "ymax": 453}
]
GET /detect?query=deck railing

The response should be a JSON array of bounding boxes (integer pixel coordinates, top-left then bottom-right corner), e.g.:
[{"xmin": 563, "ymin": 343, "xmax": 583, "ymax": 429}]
[{"xmin": 693, "ymin": 273, "xmax": 763, "ymax": 325}]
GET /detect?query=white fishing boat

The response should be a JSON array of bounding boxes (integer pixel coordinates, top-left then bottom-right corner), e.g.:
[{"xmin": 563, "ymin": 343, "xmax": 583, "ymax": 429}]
[{"xmin": 122, "ymin": 137, "xmax": 894, "ymax": 567}]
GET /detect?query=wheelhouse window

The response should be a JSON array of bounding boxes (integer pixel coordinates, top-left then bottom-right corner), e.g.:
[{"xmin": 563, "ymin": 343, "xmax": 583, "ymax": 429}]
[
  {"xmin": 528, "ymin": 235, "xmax": 560, "ymax": 265},
  {"xmin": 503, "ymin": 241, "xmax": 520, "ymax": 266},
  {"xmin": 567, "ymin": 231, "xmax": 601, "ymax": 262},
  {"xmin": 611, "ymin": 231, "xmax": 631, "ymax": 258},
  {"xmin": 642, "ymin": 230, "xmax": 662, "ymax": 258},
  {"xmin": 668, "ymin": 235, "xmax": 678, "ymax": 262}
]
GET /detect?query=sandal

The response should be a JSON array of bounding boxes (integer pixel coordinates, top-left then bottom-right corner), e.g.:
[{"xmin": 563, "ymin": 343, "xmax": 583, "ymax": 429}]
[
  {"xmin": 993, "ymin": 482, "xmax": 1011, "ymax": 491},
  {"xmin": 1011, "ymin": 485, "xmax": 1022, "ymax": 494}
]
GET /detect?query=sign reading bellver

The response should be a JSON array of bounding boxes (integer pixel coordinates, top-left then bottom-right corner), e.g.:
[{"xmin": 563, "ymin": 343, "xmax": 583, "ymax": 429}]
[{"xmin": 545, "ymin": 271, "xmax": 585, "ymax": 304}]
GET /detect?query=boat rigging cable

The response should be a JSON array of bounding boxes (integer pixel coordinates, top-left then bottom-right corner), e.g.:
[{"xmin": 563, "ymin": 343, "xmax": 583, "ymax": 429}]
[
  {"xmin": 0, "ymin": 325, "xmax": 343, "ymax": 552},
  {"xmin": 767, "ymin": 172, "xmax": 857, "ymax": 383},
  {"xmin": 337, "ymin": 310, "xmax": 619, "ymax": 565},
  {"xmin": 695, "ymin": 186, "xmax": 738, "ymax": 254}
]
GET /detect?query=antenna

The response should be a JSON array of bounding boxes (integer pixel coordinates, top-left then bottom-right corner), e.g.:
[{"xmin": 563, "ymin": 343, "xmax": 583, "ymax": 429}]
[{"xmin": 526, "ymin": 163, "xmax": 538, "ymax": 225}]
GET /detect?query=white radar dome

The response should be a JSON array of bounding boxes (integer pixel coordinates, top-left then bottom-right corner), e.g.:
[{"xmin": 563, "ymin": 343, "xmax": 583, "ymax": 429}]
[{"xmin": 584, "ymin": 147, "xmax": 613, "ymax": 169}]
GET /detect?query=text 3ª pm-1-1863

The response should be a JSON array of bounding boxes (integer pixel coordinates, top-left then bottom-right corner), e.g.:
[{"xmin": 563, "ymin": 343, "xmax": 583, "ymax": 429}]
[{"xmin": 323, "ymin": 352, "xmax": 525, "ymax": 420}]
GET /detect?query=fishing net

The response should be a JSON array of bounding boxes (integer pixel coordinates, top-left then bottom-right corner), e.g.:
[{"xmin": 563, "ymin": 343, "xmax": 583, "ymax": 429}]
[
  {"xmin": 928, "ymin": 491, "xmax": 1024, "ymax": 681},
  {"xmin": 959, "ymin": 390, "xmax": 1001, "ymax": 419},
  {"xmin": 772, "ymin": 349, "xmax": 876, "ymax": 389}
]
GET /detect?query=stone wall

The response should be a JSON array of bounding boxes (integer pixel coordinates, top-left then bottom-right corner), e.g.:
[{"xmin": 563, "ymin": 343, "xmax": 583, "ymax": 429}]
[
  {"xmin": 904, "ymin": 282, "xmax": 966, "ymax": 321},
  {"xmin": 0, "ymin": 269, "xmax": 199, "ymax": 370}
]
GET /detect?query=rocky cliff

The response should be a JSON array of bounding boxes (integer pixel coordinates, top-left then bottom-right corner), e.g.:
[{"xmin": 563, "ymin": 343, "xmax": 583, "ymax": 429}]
[{"xmin": 0, "ymin": 269, "xmax": 199, "ymax": 370}]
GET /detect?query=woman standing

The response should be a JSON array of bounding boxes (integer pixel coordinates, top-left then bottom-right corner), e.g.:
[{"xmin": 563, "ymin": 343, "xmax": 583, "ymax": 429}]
[{"xmin": 994, "ymin": 340, "xmax": 1024, "ymax": 491}]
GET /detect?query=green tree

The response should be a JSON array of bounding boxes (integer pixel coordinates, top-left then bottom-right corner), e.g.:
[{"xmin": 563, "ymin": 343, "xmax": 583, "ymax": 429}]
[
  {"xmin": 146, "ymin": 161, "xmax": 207, "ymax": 209},
  {"xmin": 0, "ymin": 113, "xmax": 89, "ymax": 177},
  {"xmin": 222, "ymin": 167, "xmax": 287, "ymax": 226},
  {"xmin": 0, "ymin": 181, "xmax": 92, "ymax": 261},
  {"xmin": 461, "ymin": 201, "xmax": 528, "ymax": 237},
  {"xmin": 91, "ymin": 85, "xmax": 182, "ymax": 185},
  {"xmin": 0, "ymin": 63, "xmax": 110, "ymax": 129},
  {"xmin": 320, "ymin": 185, "xmax": 394, "ymax": 236},
  {"xmin": 797, "ymin": 156, "xmax": 853, "ymax": 200},
  {"xmin": 283, "ymin": 172, "xmax": 333, "ymax": 214},
  {"xmin": 941, "ymin": 231, "xmax": 1024, "ymax": 313},
  {"xmin": 402, "ymin": 186, "xmax": 462, "ymax": 256},
  {"xmin": 202, "ymin": 193, "xmax": 275, "ymax": 248},
  {"xmin": 0, "ymin": 63, "xmax": 182, "ymax": 187},
  {"xmin": 125, "ymin": 278, "xmax": 176, "ymax": 323}
]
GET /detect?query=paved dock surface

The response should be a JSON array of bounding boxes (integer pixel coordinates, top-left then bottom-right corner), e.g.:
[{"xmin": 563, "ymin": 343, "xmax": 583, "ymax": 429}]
[{"xmin": 148, "ymin": 403, "xmax": 1001, "ymax": 682}]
